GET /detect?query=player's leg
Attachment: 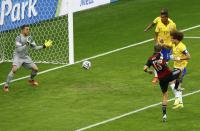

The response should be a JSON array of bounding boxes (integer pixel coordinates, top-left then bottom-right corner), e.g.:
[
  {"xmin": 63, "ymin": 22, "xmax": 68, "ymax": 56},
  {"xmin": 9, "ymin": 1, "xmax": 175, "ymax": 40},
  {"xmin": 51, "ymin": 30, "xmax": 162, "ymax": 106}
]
[
  {"xmin": 168, "ymin": 69, "xmax": 180, "ymax": 105},
  {"xmin": 3, "ymin": 66, "xmax": 18, "ymax": 92},
  {"xmin": 169, "ymin": 68, "xmax": 181, "ymax": 92},
  {"xmin": 174, "ymin": 68, "xmax": 186, "ymax": 107},
  {"xmin": 23, "ymin": 62, "xmax": 39, "ymax": 86},
  {"xmin": 173, "ymin": 68, "xmax": 186, "ymax": 108},
  {"xmin": 169, "ymin": 80, "xmax": 180, "ymax": 106},
  {"xmin": 3, "ymin": 56, "xmax": 22, "ymax": 92},
  {"xmin": 178, "ymin": 67, "xmax": 187, "ymax": 90},
  {"xmin": 22, "ymin": 56, "xmax": 39, "ymax": 86},
  {"xmin": 159, "ymin": 80, "xmax": 168, "ymax": 122},
  {"xmin": 169, "ymin": 68, "xmax": 184, "ymax": 109},
  {"xmin": 162, "ymin": 91, "xmax": 168, "ymax": 122},
  {"xmin": 30, "ymin": 64, "xmax": 38, "ymax": 81},
  {"xmin": 169, "ymin": 81, "xmax": 175, "ymax": 96}
]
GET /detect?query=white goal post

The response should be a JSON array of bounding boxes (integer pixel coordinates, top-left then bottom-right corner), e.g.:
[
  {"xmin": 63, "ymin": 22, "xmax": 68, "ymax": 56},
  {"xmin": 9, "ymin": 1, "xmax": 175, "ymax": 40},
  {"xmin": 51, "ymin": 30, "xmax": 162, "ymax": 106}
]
[{"xmin": 68, "ymin": 0, "xmax": 74, "ymax": 64}]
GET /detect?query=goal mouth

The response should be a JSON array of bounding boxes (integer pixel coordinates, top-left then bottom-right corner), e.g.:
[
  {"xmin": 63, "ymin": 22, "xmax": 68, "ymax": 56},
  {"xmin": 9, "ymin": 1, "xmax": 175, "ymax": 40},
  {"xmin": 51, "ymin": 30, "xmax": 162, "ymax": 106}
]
[{"xmin": 0, "ymin": 15, "xmax": 69, "ymax": 65}]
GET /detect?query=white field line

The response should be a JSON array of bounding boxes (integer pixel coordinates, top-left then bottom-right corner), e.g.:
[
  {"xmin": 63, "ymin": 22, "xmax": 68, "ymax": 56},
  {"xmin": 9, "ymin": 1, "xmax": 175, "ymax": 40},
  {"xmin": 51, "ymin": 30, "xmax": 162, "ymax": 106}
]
[
  {"xmin": 0, "ymin": 24, "xmax": 200, "ymax": 86},
  {"xmin": 76, "ymin": 89, "xmax": 200, "ymax": 131},
  {"xmin": 185, "ymin": 36, "xmax": 200, "ymax": 39}
]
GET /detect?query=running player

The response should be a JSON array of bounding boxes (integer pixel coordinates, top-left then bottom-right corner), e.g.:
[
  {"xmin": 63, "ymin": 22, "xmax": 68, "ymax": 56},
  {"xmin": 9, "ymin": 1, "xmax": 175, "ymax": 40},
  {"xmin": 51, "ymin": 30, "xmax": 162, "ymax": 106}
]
[
  {"xmin": 144, "ymin": 45, "xmax": 181, "ymax": 122},
  {"xmin": 160, "ymin": 31, "xmax": 191, "ymax": 109}
]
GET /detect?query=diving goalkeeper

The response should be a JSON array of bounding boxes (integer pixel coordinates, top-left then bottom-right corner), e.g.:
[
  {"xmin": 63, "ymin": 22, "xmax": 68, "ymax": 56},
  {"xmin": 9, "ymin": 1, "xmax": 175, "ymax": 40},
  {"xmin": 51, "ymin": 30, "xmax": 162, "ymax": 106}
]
[{"xmin": 3, "ymin": 25, "xmax": 53, "ymax": 92}]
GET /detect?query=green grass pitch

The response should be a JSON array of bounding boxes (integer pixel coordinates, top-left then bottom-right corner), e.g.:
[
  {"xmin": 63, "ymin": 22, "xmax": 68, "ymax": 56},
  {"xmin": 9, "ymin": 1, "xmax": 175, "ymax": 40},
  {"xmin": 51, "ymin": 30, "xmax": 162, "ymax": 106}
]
[{"xmin": 0, "ymin": 0, "xmax": 200, "ymax": 130}]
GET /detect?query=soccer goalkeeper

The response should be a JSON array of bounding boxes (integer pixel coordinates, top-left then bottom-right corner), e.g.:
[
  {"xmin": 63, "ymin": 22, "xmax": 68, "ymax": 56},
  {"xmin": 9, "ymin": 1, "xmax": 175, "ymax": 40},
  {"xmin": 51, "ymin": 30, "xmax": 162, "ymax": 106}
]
[{"xmin": 3, "ymin": 25, "xmax": 53, "ymax": 92}]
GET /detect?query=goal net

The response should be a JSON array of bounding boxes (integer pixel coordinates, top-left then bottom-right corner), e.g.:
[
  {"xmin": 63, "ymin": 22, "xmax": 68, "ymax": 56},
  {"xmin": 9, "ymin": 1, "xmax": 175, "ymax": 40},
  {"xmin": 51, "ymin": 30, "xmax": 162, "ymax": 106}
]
[{"xmin": 0, "ymin": 0, "xmax": 72, "ymax": 64}]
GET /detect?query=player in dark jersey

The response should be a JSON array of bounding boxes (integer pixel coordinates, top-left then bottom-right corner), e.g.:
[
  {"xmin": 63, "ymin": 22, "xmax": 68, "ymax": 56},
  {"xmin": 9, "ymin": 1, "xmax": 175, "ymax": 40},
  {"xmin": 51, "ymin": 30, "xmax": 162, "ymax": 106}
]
[{"xmin": 143, "ymin": 45, "xmax": 181, "ymax": 122}]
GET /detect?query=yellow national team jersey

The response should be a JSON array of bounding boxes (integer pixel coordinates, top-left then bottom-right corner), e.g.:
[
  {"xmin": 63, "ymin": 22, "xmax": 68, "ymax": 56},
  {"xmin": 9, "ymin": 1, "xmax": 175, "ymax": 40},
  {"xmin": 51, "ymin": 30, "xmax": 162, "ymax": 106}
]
[
  {"xmin": 169, "ymin": 42, "xmax": 188, "ymax": 69},
  {"xmin": 153, "ymin": 17, "xmax": 173, "ymax": 24},
  {"xmin": 155, "ymin": 20, "xmax": 176, "ymax": 45}
]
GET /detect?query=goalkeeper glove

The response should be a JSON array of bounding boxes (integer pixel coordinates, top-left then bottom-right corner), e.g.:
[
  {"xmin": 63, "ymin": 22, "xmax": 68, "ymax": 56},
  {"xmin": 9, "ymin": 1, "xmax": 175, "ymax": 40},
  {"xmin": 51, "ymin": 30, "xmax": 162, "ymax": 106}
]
[{"xmin": 43, "ymin": 40, "xmax": 53, "ymax": 48}]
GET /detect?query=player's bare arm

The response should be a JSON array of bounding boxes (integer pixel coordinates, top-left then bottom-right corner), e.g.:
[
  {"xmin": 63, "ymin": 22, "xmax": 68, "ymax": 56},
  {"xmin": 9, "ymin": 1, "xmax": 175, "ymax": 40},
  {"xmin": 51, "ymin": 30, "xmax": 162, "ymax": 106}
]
[
  {"xmin": 144, "ymin": 23, "xmax": 156, "ymax": 32},
  {"xmin": 174, "ymin": 51, "xmax": 191, "ymax": 61},
  {"xmin": 154, "ymin": 32, "xmax": 158, "ymax": 44},
  {"xmin": 143, "ymin": 65, "xmax": 154, "ymax": 74}
]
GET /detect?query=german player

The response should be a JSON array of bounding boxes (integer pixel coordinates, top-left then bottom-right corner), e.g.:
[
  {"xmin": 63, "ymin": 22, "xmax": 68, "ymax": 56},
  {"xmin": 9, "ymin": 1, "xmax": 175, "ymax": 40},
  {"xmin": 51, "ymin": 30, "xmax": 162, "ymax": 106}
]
[
  {"xmin": 161, "ymin": 31, "xmax": 191, "ymax": 109},
  {"xmin": 143, "ymin": 45, "xmax": 181, "ymax": 122},
  {"xmin": 3, "ymin": 25, "xmax": 53, "ymax": 92}
]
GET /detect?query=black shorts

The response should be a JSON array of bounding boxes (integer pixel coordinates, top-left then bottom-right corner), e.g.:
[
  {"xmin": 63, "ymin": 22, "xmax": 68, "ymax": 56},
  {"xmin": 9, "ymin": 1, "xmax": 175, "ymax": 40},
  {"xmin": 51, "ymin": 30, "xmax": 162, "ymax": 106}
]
[{"xmin": 159, "ymin": 69, "xmax": 181, "ymax": 93}]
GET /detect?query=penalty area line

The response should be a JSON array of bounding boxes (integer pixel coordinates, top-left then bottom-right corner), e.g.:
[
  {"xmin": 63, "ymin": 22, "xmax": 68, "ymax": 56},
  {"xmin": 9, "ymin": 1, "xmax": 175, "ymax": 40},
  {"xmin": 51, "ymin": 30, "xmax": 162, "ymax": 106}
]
[
  {"xmin": 75, "ymin": 89, "xmax": 200, "ymax": 131},
  {"xmin": 185, "ymin": 36, "xmax": 200, "ymax": 39},
  {"xmin": 0, "ymin": 24, "xmax": 200, "ymax": 86}
]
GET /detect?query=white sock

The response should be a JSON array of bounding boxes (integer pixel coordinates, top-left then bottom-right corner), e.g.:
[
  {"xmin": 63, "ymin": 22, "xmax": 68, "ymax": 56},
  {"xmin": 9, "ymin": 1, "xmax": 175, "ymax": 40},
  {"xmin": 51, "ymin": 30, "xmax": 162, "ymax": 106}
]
[
  {"xmin": 175, "ymin": 90, "xmax": 183, "ymax": 104},
  {"xmin": 177, "ymin": 85, "xmax": 183, "ymax": 104},
  {"xmin": 179, "ymin": 91, "xmax": 183, "ymax": 104},
  {"xmin": 170, "ymin": 83, "xmax": 175, "ymax": 95},
  {"xmin": 154, "ymin": 69, "xmax": 158, "ymax": 77},
  {"xmin": 175, "ymin": 90, "xmax": 180, "ymax": 98}
]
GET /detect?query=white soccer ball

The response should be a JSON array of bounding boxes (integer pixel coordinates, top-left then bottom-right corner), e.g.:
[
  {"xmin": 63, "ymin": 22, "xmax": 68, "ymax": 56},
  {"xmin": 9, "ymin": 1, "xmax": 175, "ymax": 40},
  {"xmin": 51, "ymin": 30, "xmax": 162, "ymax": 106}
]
[{"xmin": 82, "ymin": 61, "xmax": 91, "ymax": 69}]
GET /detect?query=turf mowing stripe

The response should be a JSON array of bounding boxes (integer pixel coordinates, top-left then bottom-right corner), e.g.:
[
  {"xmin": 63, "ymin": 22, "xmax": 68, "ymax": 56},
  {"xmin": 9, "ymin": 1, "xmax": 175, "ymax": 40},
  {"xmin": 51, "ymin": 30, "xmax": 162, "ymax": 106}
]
[
  {"xmin": 0, "ymin": 24, "xmax": 200, "ymax": 86},
  {"xmin": 76, "ymin": 89, "xmax": 200, "ymax": 131}
]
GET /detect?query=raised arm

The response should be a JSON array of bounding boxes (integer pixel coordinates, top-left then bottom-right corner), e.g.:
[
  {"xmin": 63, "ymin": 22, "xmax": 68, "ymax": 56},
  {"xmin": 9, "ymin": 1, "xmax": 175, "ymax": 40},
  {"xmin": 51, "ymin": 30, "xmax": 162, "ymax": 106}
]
[
  {"xmin": 30, "ymin": 38, "xmax": 53, "ymax": 50},
  {"xmin": 143, "ymin": 65, "xmax": 154, "ymax": 74},
  {"xmin": 30, "ymin": 41, "xmax": 44, "ymax": 50},
  {"xmin": 144, "ymin": 22, "xmax": 156, "ymax": 32},
  {"xmin": 174, "ymin": 50, "xmax": 191, "ymax": 61},
  {"xmin": 143, "ymin": 59, "xmax": 154, "ymax": 74},
  {"xmin": 182, "ymin": 51, "xmax": 191, "ymax": 60},
  {"xmin": 154, "ymin": 32, "xmax": 158, "ymax": 44}
]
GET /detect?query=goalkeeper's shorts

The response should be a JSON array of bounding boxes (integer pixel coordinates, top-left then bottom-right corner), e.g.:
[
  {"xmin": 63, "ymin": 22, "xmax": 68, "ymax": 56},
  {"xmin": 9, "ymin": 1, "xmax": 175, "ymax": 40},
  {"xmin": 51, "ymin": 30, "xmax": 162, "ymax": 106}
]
[{"xmin": 13, "ymin": 55, "xmax": 37, "ymax": 69}]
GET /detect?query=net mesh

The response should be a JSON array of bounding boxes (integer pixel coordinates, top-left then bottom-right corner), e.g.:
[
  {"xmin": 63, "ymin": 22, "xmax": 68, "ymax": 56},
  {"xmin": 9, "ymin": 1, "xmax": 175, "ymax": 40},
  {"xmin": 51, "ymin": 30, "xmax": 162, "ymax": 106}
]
[{"xmin": 0, "ymin": 15, "xmax": 69, "ymax": 64}]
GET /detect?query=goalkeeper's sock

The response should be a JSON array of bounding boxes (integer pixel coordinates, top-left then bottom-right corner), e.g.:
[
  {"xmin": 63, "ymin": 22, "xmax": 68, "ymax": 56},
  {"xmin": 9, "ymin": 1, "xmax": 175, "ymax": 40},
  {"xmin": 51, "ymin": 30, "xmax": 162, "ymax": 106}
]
[
  {"xmin": 6, "ymin": 71, "xmax": 15, "ymax": 86},
  {"xmin": 30, "ymin": 70, "xmax": 38, "ymax": 80}
]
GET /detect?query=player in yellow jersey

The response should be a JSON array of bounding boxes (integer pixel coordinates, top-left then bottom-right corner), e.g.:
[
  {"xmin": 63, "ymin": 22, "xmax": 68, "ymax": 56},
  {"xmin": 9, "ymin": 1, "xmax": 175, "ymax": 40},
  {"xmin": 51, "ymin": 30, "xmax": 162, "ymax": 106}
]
[
  {"xmin": 144, "ymin": 8, "xmax": 173, "ymax": 32},
  {"xmin": 144, "ymin": 8, "xmax": 176, "ymax": 83},
  {"xmin": 160, "ymin": 31, "xmax": 191, "ymax": 109},
  {"xmin": 152, "ymin": 10, "xmax": 176, "ymax": 83}
]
